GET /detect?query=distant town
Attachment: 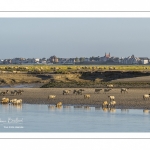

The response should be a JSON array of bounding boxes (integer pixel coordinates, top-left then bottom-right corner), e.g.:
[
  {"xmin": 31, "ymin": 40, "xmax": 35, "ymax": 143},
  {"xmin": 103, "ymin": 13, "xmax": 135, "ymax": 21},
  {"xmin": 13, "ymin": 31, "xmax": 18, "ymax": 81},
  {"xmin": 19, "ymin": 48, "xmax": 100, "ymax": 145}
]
[{"xmin": 0, "ymin": 53, "xmax": 149, "ymax": 65}]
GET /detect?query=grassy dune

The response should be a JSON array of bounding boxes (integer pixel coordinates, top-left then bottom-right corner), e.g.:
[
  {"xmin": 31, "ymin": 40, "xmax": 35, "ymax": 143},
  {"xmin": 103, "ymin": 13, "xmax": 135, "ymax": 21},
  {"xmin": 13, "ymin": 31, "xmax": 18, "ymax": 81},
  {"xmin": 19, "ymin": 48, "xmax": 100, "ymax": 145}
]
[
  {"xmin": 0, "ymin": 65, "xmax": 150, "ymax": 88},
  {"xmin": 0, "ymin": 64, "xmax": 150, "ymax": 73}
]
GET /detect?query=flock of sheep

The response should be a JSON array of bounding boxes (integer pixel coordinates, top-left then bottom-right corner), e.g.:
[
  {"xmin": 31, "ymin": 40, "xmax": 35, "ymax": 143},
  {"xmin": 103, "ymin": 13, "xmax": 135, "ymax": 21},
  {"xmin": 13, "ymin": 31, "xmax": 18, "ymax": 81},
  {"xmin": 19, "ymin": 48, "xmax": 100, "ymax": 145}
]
[
  {"xmin": 47, "ymin": 84, "xmax": 128, "ymax": 108},
  {"xmin": 47, "ymin": 84, "xmax": 150, "ymax": 109},
  {"xmin": 0, "ymin": 89, "xmax": 24, "ymax": 104},
  {"xmin": 1, "ymin": 84, "xmax": 150, "ymax": 109}
]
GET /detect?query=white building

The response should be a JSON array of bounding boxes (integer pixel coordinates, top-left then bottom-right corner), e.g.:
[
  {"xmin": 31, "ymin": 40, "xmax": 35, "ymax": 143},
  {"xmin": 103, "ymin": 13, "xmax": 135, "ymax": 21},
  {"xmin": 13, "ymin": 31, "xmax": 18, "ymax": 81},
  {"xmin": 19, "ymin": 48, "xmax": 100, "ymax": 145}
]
[
  {"xmin": 0, "ymin": 59, "xmax": 4, "ymax": 64},
  {"xmin": 120, "ymin": 55, "xmax": 140, "ymax": 64},
  {"xmin": 139, "ymin": 57, "xmax": 149, "ymax": 64}
]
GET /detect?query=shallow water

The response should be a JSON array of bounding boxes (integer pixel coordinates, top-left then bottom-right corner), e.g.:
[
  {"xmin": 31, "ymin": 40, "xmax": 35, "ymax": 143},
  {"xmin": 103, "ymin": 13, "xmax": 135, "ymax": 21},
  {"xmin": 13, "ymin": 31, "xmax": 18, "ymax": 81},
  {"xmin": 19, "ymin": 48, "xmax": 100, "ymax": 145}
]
[
  {"xmin": 0, "ymin": 104, "xmax": 150, "ymax": 132},
  {"xmin": 0, "ymin": 83, "xmax": 43, "ymax": 88}
]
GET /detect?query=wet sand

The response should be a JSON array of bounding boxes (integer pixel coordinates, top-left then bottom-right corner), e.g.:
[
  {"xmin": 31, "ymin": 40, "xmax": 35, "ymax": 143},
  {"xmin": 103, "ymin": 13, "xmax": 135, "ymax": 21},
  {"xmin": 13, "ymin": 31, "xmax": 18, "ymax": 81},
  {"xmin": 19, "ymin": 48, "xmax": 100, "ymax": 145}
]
[{"xmin": 1, "ymin": 88, "xmax": 150, "ymax": 109}]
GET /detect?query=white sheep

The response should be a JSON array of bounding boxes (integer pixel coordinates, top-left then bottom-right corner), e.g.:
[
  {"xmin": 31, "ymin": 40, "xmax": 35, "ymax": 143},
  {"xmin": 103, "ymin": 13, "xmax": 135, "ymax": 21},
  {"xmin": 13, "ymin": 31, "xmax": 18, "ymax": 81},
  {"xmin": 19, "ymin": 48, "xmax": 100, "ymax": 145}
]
[
  {"xmin": 108, "ymin": 96, "xmax": 115, "ymax": 101},
  {"xmin": 1, "ymin": 97, "xmax": 9, "ymax": 103},
  {"xmin": 12, "ymin": 99, "xmax": 22, "ymax": 104},
  {"xmin": 102, "ymin": 101, "xmax": 109, "ymax": 107},
  {"xmin": 10, "ymin": 99, "xmax": 17, "ymax": 103},
  {"xmin": 121, "ymin": 88, "xmax": 129, "ymax": 94},
  {"xmin": 84, "ymin": 94, "xmax": 90, "ymax": 99},
  {"xmin": 106, "ymin": 84, "xmax": 113, "ymax": 88},
  {"xmin": 143, "ymin": 94, "xmax": 150, "ymax": 100},
  {"xmin": 109, "ymin": 100, "xmax": 116, "ymax": 107},
  {"xmin": 48, "ymin": 95, "xmax": 56, "ymax": 99},
  {"xmin": 56, "ymin": 102, "xmax": 62, "ymax": 107}
]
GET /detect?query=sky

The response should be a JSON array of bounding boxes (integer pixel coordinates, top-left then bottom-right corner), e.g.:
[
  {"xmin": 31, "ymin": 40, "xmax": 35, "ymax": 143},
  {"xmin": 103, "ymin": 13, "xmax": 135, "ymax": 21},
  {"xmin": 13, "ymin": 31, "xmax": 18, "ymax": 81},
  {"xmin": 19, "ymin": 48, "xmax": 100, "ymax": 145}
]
[{"xmin": 0, "ymin": 18, "xmax": 150, "ymax": 59}]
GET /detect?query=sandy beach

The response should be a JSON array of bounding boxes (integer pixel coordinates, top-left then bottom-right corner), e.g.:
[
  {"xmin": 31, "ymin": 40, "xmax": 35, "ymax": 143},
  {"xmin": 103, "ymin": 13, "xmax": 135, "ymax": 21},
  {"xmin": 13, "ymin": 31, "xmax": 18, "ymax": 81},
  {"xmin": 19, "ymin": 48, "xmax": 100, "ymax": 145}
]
[{"xmin": 1, "ymin": 87, "xmax": 150, "ymax": 109}]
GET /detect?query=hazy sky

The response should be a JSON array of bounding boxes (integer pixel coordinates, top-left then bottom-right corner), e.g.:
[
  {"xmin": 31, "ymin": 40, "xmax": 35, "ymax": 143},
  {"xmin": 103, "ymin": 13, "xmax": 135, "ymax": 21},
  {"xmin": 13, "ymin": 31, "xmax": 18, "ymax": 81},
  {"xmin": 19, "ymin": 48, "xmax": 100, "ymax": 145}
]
[{"xmin": 0, "ymin": 18, "xmax": 150, "ymax": 59}]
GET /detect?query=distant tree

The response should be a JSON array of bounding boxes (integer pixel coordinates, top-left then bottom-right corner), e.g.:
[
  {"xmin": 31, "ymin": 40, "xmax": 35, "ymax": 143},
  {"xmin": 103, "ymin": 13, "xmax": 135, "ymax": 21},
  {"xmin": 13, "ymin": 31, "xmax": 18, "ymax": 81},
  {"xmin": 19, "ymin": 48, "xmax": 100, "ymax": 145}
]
[
  {"xmin": 90, "ymin": 56, "xmax": 95, "ymax": 61},
  {"xmin": 75, "ymin": 57, "xmax": 79, "ymax": 62},
  {"xmin": 79, "ymin": 57, "xmax": 85, "ymax": 62}
]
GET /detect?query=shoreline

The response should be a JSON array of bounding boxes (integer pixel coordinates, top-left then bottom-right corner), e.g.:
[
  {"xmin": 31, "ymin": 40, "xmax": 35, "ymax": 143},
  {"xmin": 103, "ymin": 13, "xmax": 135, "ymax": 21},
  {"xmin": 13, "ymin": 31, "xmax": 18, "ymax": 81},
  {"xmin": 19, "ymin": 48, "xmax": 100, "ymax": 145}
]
[{"xmin": 0, "ymin": 87, "xmax": 150, "ymax": 109}]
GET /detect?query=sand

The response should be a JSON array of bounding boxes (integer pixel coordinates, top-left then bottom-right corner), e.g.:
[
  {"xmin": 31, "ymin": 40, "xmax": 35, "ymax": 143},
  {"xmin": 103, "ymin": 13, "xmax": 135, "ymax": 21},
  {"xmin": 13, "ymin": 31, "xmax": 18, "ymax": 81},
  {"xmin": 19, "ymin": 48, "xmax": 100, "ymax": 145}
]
[{"xmin": 1, "ymin": 87, "xmax": 150, "ymax": 109}]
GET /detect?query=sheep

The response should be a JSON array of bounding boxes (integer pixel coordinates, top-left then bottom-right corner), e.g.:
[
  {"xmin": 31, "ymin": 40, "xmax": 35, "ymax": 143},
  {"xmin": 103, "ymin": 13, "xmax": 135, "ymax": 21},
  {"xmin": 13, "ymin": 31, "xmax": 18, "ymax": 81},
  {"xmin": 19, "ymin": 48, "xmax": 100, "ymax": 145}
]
[
  {"xmin": 63, "ymin": 90, "xmax": 71, "ymax": 95},
  {"xmin": 13, "ymin": 99, "xmax": 22, "ymax": 104},
  {"xmin": 76, "ymin": 89, "xmax": 84, "ymax": 95},
  {"xmin": 121, "ymin": 88, "xmax": 129, "ymax": 94},
  {"xmin": 0, "ymin": 91, "xmax": 6, "ymax": 96},
  {"xmin": 104, "ymin": 88, "xmax": 112, "ymax": 94},
  {"xmin": 48, "ymin": 95, "xmax": 56, "ymax": 99},
  {"xmin": 56, "ymin": 102, "xmax": 62, "ymax": 107},
  {"xmin": 84, "ymin": 94, "xmax": 90, "ymax": 99},
  {"xmin": 106, "ymin": 84, "xmax": 113, "ymax": 88},
  {"xmin": 143, "ymin": 94, "xmax": 150, "ymax": 100},
  {"xmin": 9, "ymin": 98, "xmax": 22, "ymax": 104},
  {"xmin": 109, "ymin": 100, "xmax": 116, "ymax": 107},
  {"xmin": 14, "ymin": 90, "xmax": 24, "ymax": 95},
  {"xmin": 73, "ymin": 89, "xmax": 77, "ymax": 94},
  {"xmin": 94, "ymin": 89, "xmax": 103, "ymax": 94},
  {"xmin": 102, "ymin": 101, "xmax": 109, "ymax": 108},
  {"xmin": 73, "ymin": 89, "xmax": 84, "ymax": 95},
  {"xmin": 1, "ymin": 97, "xmax": 9, "ymax": 103},
  {"xmin": 9, "ymin": 99, "xmax": 17, "ymax": 103},
  {"xmin": 5, "ymin": 90, "xmax": 9, "ymax": 94},
  {"xmin": 11, "ymin": 91, "xmax": 17, "ymax": 95},
  {"xmin": 16, "ymin": 91, "xmax": 23, "ymax": 95},
  {"xmin": 108, "ymin": 96, "xmax": 115, "ymax": 101},
  {"xmin": 0, "ymin": 90, "xmax": 9, "ymax": 96}
]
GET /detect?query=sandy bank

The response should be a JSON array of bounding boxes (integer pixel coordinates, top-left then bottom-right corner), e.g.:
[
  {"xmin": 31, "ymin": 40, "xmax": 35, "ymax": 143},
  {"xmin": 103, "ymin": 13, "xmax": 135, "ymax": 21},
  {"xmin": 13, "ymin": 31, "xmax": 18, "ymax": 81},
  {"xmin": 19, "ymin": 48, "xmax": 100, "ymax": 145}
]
[{"xmin": 0, "ymin": 88, "xmax": 150, "ymax": 109}]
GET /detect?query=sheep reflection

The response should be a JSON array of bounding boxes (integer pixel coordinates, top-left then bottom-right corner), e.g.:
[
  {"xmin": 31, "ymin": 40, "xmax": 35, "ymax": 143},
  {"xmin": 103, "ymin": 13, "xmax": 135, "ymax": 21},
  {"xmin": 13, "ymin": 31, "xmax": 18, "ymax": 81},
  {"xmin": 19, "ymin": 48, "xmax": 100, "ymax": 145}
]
[
  {"xmin": 48, "ymin": 105, "xmax": 56, "ymax": 110},
  {"xmin": 102, "ymin": 107, "xmax": 116, "ymax": 113},
  {"xmin": 74, "ymin": 105, "xmax": 82, "ymax": 109},
  {"xmin": 83, "ymin": 106, "xmax": 91, "ymax": 110},
  {"xmin": 63, "ymin": 105, "xmax": 72, "ymax": 109},
  {"xmin": 12, "ymin": 104, "xmax": 22, "ymax": 110},
  {"xmin": 121, "ymin": 109, "xmax": 129, "ymax": 113},
  {"xmin": 143, "ymin": 109, "xmax": 150, "ymax": 114}
]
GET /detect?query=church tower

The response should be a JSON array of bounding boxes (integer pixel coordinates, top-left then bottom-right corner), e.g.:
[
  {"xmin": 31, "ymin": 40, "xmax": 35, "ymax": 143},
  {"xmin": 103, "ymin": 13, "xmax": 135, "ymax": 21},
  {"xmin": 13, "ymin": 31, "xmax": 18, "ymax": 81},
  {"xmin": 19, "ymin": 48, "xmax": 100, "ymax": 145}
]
[{"xmin": 105, "ymin": 52, "xmax": 110, "ymax": 58}]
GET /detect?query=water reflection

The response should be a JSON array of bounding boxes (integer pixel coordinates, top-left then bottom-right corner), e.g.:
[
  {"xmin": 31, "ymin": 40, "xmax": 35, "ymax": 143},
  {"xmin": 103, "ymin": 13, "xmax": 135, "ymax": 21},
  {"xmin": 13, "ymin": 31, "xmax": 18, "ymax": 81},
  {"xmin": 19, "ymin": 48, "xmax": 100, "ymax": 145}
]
[
  {"xmin": 143, "ymin": 109, "xmax": 150, "ymax": 114},
  {"xmin": 47, "ymin": 105, "xmax": 97, "ymax": 112},
  {"xmin": 95, "ymin": 107, "xmax": 101, "ymax": 110},
  {"xmin": 12, "ymin": 104, "xmax": 22, "ymax": 110},
  {"xmin": 1, "ymin": 103, "xmax": 9, "ymax": 110},
  {"xmin": 63, "ymin": 105, "xmax": 72, "ymax": 109},
  {"xmin": 74, "ymin": 105, "xmax": 82, "ymax": 109},
  {"xmin": 121, "ymin": 109, "xmax": 129, "ymax": 113},
  {"xmin": 48, "ymin": 105, "xmax": 63, "ymax": 111},
  {"xmin": 0, "ymin": 103, "xmax": 22, "ymax": 112},
  {"xmin": 83, "ymin": 106, "xmax": 91, "ymax": 110},
  {"xmin": 48, "ymin": 105, "xmax": 56, "ymax": 109},
  {"xmin": 102, "ymin": 107, "xmax": 116, "ymax": 113},
  {"xmin": 109, "ymin": 108, "xmax": 116, "ymax": 113}
]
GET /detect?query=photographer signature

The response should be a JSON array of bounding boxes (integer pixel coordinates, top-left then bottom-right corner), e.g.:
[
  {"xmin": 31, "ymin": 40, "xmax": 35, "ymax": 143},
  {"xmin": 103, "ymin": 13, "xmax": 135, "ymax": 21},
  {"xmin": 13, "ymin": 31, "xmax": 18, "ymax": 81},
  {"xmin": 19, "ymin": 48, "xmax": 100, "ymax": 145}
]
[{"xmin": 0, "ymin": 118, "xmax": 23, "ymax": 124}]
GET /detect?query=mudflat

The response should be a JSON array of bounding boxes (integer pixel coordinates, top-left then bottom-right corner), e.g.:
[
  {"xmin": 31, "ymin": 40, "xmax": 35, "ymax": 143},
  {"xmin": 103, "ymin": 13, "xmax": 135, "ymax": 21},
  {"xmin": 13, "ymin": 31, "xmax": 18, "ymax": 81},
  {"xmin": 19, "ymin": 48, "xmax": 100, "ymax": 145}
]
[{"xmin": 1, "ymin": 88, "xmax": 150, "ymax": 109}]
